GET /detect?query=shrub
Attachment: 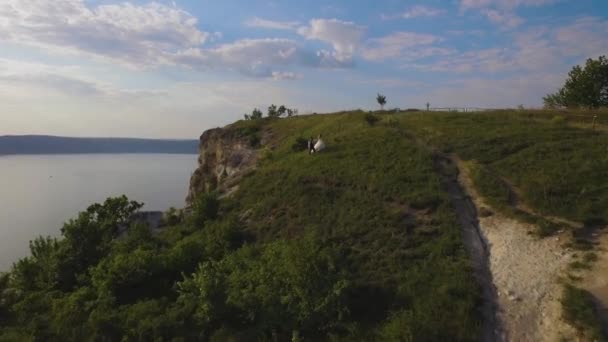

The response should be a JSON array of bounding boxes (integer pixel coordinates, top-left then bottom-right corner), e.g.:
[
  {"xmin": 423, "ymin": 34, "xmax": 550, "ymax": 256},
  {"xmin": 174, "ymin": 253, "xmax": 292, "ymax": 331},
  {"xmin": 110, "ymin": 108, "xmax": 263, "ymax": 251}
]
[
  {"xmin": 365, "ymin": 113, "xmax": 380, "ymax": 126},
  {"xmin": 551, "ymin": 115, "xmax": 566, "ymax": 125},
  {"xmin": 561, "ymin": 285, "xmax": 604, "ymax": 340},
  {"xmin": 291, "ymin": 137, "xmax": 308, "ymax": 152},
  {"xmin": 192, "ymin": 192, "xmax": 220, "ymax": 228}
]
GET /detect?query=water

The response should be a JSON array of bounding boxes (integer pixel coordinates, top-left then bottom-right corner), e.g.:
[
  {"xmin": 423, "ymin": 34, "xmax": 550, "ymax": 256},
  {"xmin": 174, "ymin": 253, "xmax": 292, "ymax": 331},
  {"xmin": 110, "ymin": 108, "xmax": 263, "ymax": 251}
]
[{"xmin": 0, "ymin": 154, "xmax": 197, "ymax": 271}]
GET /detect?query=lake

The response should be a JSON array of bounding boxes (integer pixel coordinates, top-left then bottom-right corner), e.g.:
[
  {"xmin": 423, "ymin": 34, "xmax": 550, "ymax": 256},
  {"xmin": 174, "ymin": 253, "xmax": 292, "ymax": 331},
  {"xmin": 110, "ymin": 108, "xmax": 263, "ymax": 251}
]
[{"xmin": 0, "ymin": 154, "xmax": 198, "ymax": 271}]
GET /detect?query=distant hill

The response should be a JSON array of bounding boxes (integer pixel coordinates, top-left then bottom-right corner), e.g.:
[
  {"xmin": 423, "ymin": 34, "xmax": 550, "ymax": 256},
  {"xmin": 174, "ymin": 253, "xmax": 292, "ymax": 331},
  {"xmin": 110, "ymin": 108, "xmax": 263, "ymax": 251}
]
[{"xmin": 0, "ymin": 135, "xmax": 198, "ymax": 155}]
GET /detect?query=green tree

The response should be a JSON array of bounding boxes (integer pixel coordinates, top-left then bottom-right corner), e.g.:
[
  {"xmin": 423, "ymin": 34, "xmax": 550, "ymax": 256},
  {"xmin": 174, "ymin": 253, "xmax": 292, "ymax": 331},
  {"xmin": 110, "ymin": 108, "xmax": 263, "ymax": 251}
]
[
  {"xmin": 286, "ymin": 108, "xmax": 298, "ymax": 117},
  {"xmin": 191, "ymin": 192, "xmax": 220, "ymax": 228},
  {"xmin": 54, "ymin": 196, "xmax": 143, "ymax": 290},
  {"xmin": 544, "ymin": 55, "xmax": 608, "ymax": 109},
  {"xmin": 245, "ymin": 108, "xmax": 263, "ymax": 120},
  {"xmin": 376, "ymin": 93, "xmax": 387, "ymax": 110},
  {"xmin": 267, "ymin": 104, "xmax": 279, "ymax": 118},
  {"xmin": 277, "ymin": 105, "xmax": 287, "ymax": 117},
  {"xmin": 179, "ymin": 235, "xmax": 351, "ymax": 339}
]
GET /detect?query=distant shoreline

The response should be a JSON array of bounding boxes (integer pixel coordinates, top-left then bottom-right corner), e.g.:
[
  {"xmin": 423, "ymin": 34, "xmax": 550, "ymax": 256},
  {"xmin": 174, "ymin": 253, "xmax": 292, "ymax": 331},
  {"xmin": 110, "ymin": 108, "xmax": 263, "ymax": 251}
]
[{"xmin": 0, "ymin": 135, "xmax": 199, "ymax": 155}]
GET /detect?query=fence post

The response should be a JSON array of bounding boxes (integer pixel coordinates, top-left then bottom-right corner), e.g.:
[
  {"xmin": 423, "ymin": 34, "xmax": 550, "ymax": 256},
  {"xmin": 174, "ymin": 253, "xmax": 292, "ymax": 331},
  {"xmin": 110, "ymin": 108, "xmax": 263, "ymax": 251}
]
[{"xmin": 592, "ymin": 115, "xmax": 597, "ymax": 130}]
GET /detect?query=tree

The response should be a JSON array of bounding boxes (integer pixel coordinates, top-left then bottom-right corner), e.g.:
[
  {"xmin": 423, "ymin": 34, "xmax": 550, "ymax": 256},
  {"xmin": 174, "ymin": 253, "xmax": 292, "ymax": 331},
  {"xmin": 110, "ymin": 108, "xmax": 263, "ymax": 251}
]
[
  {"xmin": 267, "ymin": 104, "xmax": 279, "ymax": 118},
  {"xmin": 544, "ymin": 56, "xmax": 608, "ymax": 109},
  {"xmin": 245, "ymin": 109, "xmax": 263, "ymax": 120},
  {"xmin": 277, "ymin": 105, "xmax": 287, "ymax": 117},
  {"xmin": 376, "ymin": 94, "xmax": 387, "ymax": 110}
]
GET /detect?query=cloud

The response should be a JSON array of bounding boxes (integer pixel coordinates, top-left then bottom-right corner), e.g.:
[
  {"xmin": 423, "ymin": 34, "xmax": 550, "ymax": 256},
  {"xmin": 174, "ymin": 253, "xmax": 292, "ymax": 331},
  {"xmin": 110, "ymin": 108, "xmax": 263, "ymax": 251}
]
[
  {"xmin": 244, "ymin": 17, "xmax": 300, "ymax": 30},
  {"xmin": 460, "ymin": 0, "xmax": 555, "ymax": 28},
  {"xmin": 271, "ymin": 71, "xmax": 302, "ymax": 80},
  {"xmin": 481, "ymin": 9, "xmax": 523, "ymax": 28},
  {"xmin": 0, "ymin": 58, "xmax": 167, "ymax": 99},
  {"xmin": 0, "ymin": 2, "xmax": 362, "ymax": 78},
  {"xmin": 361, "ymin": 32, "xmax": 445, "ymax": 61},
  {"xmin": 405, "ymin": 16, "xmax": 608, "ymax": 74},
  {"xmin": 382, "ymin": 6, "xmax": 445, "ymax": 20},
  {"xmin": 173, "ymin": 38, "xmax": 351, "ymax": 79},
  {"xmin": 357, "ymin": 78, "xmax": 429, "ymax": 88},
  {"xmin": 0, "ymin": 0, "xmax": 208, "ymax": 67},
  {"xmin": 415, "ymin": 73, "xmax": 564, "ymax": 108},
  {"xmin": 297, "ymin": 19, "xmax": 366, "ymax": 62},
  {"xmin": 460, "ymin": 0, "xmax": 555, "ymax": 10},
  {"xmin": 553, "ymin": 17, "xmax": 608, "ymax": 58}
]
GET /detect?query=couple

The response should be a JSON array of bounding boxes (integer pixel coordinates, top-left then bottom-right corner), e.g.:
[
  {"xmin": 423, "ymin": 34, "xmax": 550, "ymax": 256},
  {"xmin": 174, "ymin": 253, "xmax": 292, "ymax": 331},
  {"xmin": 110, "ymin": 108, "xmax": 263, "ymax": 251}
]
[{"xmin": 307, "ymin": 134, "xmax": 325, "ymax": 154}]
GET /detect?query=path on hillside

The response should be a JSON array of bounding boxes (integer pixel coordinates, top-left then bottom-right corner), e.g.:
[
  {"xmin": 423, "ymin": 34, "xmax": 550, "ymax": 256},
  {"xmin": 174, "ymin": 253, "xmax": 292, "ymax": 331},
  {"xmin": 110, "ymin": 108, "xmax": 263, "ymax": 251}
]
[
  {"xmin": 433, "ymin": 153, "xmax": 504, "ymax": 341},
  {"xmin": 449, "ymin": 156, "xmax": 579, "ymax": 341},
  {"xmin": 402, "ymin": 128, "xmax": 589, "ymax": 340}
]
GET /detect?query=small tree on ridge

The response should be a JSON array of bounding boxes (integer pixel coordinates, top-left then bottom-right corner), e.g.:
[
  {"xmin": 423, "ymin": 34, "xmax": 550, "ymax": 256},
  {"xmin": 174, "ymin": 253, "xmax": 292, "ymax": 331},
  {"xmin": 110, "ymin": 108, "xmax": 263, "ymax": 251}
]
[{"xmin": 376, "ymin": 94, "xmax": 387, "ymax": 110}]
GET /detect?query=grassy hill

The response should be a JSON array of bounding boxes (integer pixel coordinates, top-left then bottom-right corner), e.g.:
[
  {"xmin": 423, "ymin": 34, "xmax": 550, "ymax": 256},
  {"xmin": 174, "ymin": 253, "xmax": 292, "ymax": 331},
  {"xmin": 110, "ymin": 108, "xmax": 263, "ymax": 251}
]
[{"xmin": 1, "ymin": 109, "xmax": 606, "ymax": 340}]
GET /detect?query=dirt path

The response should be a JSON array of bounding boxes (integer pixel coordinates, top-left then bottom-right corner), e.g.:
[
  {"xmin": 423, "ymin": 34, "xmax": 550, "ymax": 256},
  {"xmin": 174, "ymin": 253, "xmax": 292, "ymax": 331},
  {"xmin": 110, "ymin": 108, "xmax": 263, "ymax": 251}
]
[
  {"xmin": 451, "ymin": 156, "xmax": 581, "ymax": 341},
  {"xmin": 433, "ymin": 153, "xmax": 503, "ymax": 341}
]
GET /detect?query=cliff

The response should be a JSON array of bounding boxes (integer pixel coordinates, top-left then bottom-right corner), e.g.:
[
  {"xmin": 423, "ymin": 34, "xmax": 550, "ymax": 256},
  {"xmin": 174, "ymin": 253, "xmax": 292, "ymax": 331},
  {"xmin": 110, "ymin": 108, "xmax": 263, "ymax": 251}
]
[{"xmin": 186, "ymin": 124, "xmax": 260, "ymax": 204}]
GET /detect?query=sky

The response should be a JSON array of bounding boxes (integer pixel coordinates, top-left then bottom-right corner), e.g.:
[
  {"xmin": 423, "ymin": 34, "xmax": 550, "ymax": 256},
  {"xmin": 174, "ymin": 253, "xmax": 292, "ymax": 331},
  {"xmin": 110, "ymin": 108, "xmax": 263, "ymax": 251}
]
[{"xmin": 1, "ymin": 0, "xmax": 607, "ymax": 138}]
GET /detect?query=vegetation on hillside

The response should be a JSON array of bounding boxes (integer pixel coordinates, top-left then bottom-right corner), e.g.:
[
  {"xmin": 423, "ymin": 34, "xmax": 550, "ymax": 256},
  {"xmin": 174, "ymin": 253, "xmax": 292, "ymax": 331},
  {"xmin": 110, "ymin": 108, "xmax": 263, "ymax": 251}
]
[
  {"xmin": 244, "ymin": 105, "xmax": 298, "ymax": 120},
  {"xmin": 0, "ymin": 111, "xmax": 482, "ymax": 341},
  {"xmin": 561, "ymin": 285, "xmax": 605, "ymax": 341},
  {"xmin": 399, "ymin": 111, "xmax": 608, "ymax": 231}
]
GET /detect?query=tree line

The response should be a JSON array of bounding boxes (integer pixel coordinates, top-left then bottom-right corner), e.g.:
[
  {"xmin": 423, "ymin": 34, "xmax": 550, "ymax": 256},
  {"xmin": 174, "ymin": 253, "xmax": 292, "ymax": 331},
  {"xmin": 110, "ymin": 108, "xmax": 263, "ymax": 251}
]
[{"xmin": 244, "ymin": 105, "xmax": 298, "ymax": 120}]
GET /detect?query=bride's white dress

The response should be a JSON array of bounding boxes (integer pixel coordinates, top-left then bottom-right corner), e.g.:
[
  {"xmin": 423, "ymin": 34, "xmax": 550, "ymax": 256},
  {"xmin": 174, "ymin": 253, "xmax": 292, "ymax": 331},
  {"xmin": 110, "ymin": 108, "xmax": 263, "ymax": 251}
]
[{"xmin": 314, "ymin": 139, "xmax": 325, "ymax": 152}]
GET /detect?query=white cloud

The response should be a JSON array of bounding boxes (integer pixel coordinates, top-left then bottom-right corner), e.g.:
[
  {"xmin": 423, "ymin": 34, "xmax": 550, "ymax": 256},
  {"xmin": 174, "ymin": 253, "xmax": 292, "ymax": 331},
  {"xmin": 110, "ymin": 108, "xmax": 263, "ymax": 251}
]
[
  {"xmin": 357, "ymin": 78, "xmax": 429, "ymax": 88},
  {"xmin": 460, "ymin": 0, "xmax": 555, "ymax": 28},
  {"xmin": 554, "ymin": 17, "xmax": 608, "ymax": 58},
  {"xmin": 382, "ymin": 6, "xmax": 445, "ymax": 20},
  {"xmin": 414, "ymin": 73, "xmax": 564, "ymax": 108},
  {"xmin": 0, "ymin": 0, "xmax": 207, "ymax": 67},
  {"xmin": 460, "ymin": 0, "xmax": 555, "ymax": 10},
  {"xmin": 361, "ymin": 32, "xmax": 444, "ymax": 61},
  {"xmin": 244, "ymin": 17, "xmax": 300, "ymax": 30},
  {"xmin": 0, "ymin": 58, "xmax": 165, "ymax": 99},
  {"xmin": 481, "ymin": 9, "xmax": 523, "ymax": 28},
  {"xmin": 271, "ymin": 71, "xmax": 302, "ymax": 80},
  {"xmin": 173, "ymin": 38, "xmax": 352, "ymax": 79},
  {"xmin": 0, "ymin": 2, "xmax": 361, "ymax": 78},
  {"xmin": 405, "ymin": 16, "xmax": 608, "ymax": 74},
  {"xmin": 297, "ymin": 19, "xmax": 366, "ymax": 62}
]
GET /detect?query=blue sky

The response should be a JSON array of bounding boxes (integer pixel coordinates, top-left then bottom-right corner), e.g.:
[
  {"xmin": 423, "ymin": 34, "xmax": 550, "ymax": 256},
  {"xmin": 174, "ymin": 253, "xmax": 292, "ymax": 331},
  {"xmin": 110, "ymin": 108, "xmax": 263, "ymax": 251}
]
[{"xmin": 1, "ymin": 0, "xmax": 607, "ymax": 138}]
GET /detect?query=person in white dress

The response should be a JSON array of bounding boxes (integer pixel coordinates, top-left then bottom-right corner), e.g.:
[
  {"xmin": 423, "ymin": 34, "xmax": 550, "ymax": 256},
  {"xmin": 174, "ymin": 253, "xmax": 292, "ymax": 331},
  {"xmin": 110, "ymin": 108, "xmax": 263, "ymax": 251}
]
[{"xmin": 313, "ymin": 134, "xmax": 325, "ymax": 152}]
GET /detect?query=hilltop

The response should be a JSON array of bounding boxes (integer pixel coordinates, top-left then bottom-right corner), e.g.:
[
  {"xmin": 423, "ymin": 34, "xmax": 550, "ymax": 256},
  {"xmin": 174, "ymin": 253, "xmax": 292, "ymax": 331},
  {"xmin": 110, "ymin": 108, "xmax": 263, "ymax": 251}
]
[
  {"xmin": 1, "ymin": 109, "xmax": 607, "ymax": 341},
  {"xmin": 0, "ymin": 135, "xmax": 198, "ymax": 155}
]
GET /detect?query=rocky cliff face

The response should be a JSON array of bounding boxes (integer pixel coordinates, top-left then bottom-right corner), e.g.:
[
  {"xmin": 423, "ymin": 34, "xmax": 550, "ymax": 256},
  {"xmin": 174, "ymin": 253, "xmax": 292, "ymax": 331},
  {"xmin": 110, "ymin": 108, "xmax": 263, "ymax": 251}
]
[{"xmin": 186, "ymin": 126, "xmax": 259, "ymax": 205}]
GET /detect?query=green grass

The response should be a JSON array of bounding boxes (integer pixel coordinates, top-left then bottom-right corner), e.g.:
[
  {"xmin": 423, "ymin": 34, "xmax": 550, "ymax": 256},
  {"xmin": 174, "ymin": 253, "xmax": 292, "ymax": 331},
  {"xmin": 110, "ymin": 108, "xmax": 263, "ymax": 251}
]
[
  {"xmin": 561, "ymin": 285, "xmax": 606, "ymax": 341},
  {"xmin": 221, "ymin": 112, "xmax": 482, "ymax": 339},
  {"xmin": 400, "ymin": 110, "xmax": 608, "ymax": 228}
]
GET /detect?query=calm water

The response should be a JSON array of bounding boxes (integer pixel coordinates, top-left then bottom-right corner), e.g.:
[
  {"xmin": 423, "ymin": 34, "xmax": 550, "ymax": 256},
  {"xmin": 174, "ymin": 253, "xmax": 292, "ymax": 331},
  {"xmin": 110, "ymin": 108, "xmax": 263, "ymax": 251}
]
[{"xmin": 0, "ymin": 154, "xmax": 197, "ymax": 271}]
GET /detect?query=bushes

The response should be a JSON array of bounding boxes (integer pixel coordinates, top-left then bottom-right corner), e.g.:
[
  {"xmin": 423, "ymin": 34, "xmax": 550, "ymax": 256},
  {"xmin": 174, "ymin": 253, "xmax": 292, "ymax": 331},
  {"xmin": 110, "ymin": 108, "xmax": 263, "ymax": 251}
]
[
  {"xmin": 191, "ymin": 192, "xmax": 220, "ymax": 228},
  {"xmin": 561, "ymin": 285, "xmax": 605, "ymax": 340},
  {"xmin": 551, "ymin": 115, "xmax": 566, "ymax": 125},
  {"xmin": 178, "ymin": 235, "xmax": 352, "ymax": 339},
  {"xmin": 364, "ymin": 113, "xmax": 380, "ymax": 126}
]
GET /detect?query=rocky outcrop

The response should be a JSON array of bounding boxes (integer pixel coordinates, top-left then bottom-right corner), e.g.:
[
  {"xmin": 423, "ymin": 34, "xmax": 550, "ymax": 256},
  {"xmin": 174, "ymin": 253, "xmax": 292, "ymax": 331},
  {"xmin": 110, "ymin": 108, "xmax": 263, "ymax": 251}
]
[{"xmin": 186, "ymin": 126, "xmax": 259, "ymax": 205}]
